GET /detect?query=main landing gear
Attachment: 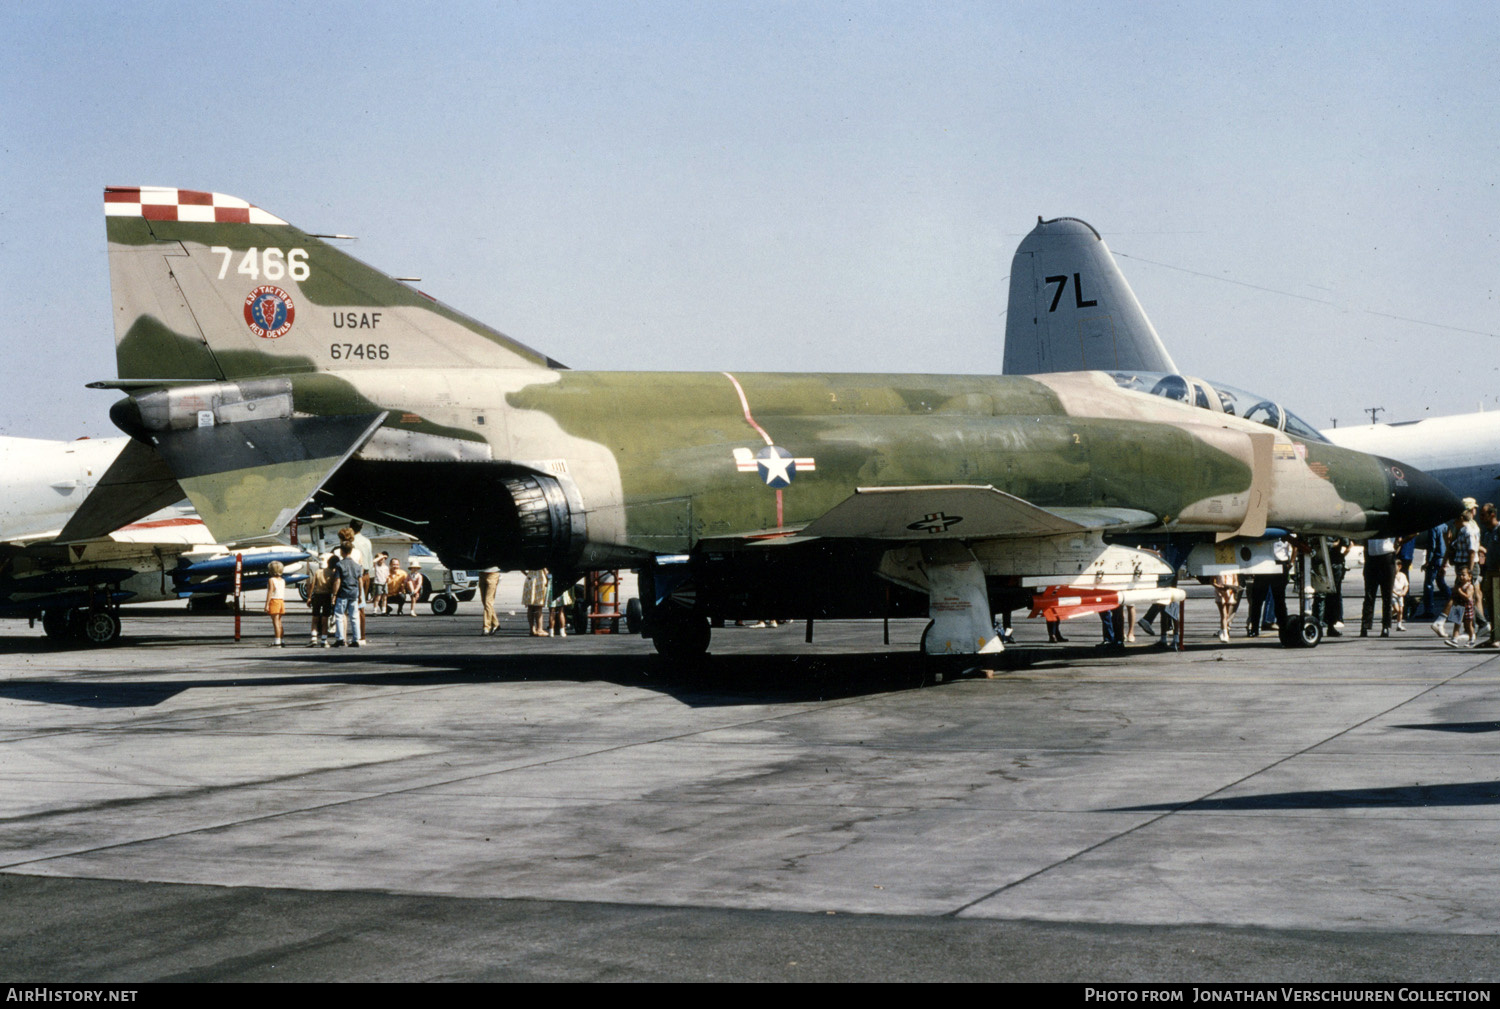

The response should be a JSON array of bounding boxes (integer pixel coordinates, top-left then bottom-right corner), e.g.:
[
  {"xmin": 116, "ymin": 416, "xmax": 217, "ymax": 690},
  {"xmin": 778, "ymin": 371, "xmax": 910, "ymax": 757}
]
[
  {"xmin": 1278, "ymin": 537, "xmax": 1331, "ymax": 649},
  {"xmin": 40, "ymin": 606, "xmax": 122, "ymax": 646},
  {"xmin": 651, "ymin": 608, "xmax": 711, "ymax": 661},
  {"xmin": 918, "ymin": 546, "xmax": 1005, "ymax": 658}
]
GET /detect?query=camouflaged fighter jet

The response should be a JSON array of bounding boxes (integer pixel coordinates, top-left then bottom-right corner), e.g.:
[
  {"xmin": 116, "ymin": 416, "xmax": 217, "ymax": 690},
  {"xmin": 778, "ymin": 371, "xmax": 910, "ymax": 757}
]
[{"xmin": 84, "ymin": 187, "xmax": 1457, "ymax": 659}]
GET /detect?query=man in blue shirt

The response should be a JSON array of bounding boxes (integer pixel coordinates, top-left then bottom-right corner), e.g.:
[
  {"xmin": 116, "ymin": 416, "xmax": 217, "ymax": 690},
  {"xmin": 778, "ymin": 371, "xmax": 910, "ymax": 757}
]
[
  {"xmin": 1419, "ymin": 522, "xmax": 1449, "ymax": 619},
  {"xmin": 329, "ymin": 543, "xmax": 363, "ymax": 647}
]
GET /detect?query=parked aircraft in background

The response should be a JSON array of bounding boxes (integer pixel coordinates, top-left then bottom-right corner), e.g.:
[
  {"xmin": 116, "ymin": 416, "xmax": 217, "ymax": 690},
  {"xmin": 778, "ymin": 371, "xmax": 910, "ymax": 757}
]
[
  {"xmin": 0, "ymin": 435, "xmax": 307, "ymax": 644},
  {"xmin": 1322, "ymin": 416, "xmax": 1500, "ymax": 509},
  {"xmin": 81, "ymin": 188, "xmax": 1455, "ymax": 660},
  {"xmin": 1004, "ymin": 216, "xmax": 1177, "ymax": 377},
  {"xmin": 1003, "ymin": 215, "xmax": 1500, "ymax": 509}
]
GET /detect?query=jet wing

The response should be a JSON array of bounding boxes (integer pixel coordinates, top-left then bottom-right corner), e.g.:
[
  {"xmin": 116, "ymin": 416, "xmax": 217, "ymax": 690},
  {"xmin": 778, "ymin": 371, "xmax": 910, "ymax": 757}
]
[
  {"xmin": 797, "ymin": 485, "xmax": 1158, "ymax": 540},
  {"xmin": 149, "ymin": 412, "xmax": 389, "ymax": 544},
  {"xmin": 57, "ymin": 439, "xmax": 186, "ymax": 544}
]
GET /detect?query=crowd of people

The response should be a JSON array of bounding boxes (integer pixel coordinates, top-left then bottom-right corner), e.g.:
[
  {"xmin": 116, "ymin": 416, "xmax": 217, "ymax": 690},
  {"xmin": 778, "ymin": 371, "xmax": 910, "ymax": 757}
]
[
  {"xmin": 283, "ymin": 520, "xmax": 430, "ymax": 647},
  {"xmin": 1055, "ymin": 495, "xmax": 1500, "ymax": 652},
  {"xmin": 267, "ymin": 526, "xmax": 582, "ymax": 645},
  {"xmin": 269, "ymin": 497, "xmax": 1500, "ymax": 651}
]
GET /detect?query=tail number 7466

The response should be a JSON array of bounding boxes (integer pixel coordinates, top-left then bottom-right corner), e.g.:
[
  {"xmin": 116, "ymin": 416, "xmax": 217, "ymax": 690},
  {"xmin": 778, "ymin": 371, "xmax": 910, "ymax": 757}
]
[{"xmin": 212, "ymin": 246, "xmax": 310, "ymax": 282}]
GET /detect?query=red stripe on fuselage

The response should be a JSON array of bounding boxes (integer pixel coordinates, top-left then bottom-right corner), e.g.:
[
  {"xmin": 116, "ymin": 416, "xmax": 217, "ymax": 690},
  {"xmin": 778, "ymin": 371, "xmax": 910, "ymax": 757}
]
[{"xmin": 120, "ymin": 518, "xmax": 205, "ymax": 530}]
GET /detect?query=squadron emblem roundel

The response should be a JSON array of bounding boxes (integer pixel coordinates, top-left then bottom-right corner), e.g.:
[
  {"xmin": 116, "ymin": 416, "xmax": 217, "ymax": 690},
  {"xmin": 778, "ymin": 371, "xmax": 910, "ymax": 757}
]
[{"xmin": 244, "ymin": 285, "xmax": 296, "ymax": 339}]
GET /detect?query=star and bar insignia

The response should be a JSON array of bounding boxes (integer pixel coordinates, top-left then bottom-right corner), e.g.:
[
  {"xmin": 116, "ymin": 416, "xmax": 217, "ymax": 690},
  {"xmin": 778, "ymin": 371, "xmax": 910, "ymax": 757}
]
[
  {"xmin": 733, "ymin": 446, "xmax": 816, "ymax": 488},
  {"xmin": 906, "ymin": 512, "xmax": 964, "ymax": 534}
]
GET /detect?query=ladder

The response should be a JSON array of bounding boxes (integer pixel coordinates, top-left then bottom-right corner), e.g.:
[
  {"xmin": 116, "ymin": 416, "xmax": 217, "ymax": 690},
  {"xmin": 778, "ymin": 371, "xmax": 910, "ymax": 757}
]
[{"xmin": 585, "ymin": 570, "xmax": 622, "ymax": 633}]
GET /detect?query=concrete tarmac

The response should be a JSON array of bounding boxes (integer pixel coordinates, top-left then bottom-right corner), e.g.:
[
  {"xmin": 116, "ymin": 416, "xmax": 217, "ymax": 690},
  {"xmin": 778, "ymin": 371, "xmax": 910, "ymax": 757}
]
[{"xmin": 2, "ymin": 600, "xmax": 1498, "ymax": 981}]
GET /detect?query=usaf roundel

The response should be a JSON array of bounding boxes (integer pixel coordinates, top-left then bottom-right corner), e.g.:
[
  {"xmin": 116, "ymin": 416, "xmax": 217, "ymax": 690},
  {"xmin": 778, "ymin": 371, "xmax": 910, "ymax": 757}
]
[
  {"xmin": 755, "ymin": 446, "xmax": 797, "ymax": 488},
  {"xmin": 733, "ymin": 446, "xmax": 817, "ymax": 488},
  {"xmin": 243, "ymin": 285, "xmax": 296, "ymax": 339}
]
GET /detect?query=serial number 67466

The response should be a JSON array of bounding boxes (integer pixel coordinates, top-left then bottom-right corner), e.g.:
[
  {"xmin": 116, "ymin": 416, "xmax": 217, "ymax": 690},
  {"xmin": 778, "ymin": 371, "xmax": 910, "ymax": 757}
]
[{"xmin": 330, "ymin": 343, "xmax": 389, "ymax": 360}]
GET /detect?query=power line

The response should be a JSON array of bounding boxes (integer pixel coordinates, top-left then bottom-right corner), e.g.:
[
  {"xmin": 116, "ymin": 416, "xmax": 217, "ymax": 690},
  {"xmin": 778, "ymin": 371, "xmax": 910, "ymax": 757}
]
[{"xmin": 1114, "ymin": 250, "xmax": 1498, "ymax": 340}]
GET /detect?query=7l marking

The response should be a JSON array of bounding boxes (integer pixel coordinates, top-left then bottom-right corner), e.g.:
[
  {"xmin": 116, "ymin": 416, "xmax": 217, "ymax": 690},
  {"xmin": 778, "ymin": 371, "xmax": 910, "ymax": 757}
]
[{"xmin": 1044, "ymin": 273, "xmax": 1098, "ymax": 312}]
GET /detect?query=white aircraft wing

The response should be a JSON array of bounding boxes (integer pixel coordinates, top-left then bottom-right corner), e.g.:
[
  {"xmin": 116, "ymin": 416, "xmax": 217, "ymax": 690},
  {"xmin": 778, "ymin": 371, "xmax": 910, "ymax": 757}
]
[{"xmin": 57, "ymin": 438, "xmax": 186, "ymax": 543}]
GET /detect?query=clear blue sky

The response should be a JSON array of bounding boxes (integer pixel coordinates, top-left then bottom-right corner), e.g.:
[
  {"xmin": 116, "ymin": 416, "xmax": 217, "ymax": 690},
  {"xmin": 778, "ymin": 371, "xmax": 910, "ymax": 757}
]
[{"xmin": 2, "ymin": 0, "xmax": 1495, "ymax": 439}]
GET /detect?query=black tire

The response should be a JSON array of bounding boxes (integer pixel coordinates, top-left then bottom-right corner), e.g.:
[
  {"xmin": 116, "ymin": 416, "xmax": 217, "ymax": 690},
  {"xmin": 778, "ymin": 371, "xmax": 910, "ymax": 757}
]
[
  {"xmin": 1279, "ymin": 615, "xmax": 1302, "ymax": 647},
  {"xmin": 625, "ymin": 597, "xmax": 643, "ymax": 635},
  {"xmin": 75, "ymin": 610, "xmax": 121, "ymax": 646},
  {"xmin": 41, "ymin": 610, "xmax": 70, "ymax": 641},
  {"xmin": 430, "ymin": 593, "xmax": 456, "ymax": 616},
  {"xmin": 1298, "ymin": 616, "xmax": 1323, "ymax": 648},
  {"xmin": 297, "ymin": 581, "xmax": 310, "ymax": 603},
  {"xmin": 652, "ymin": 611, "xmax": 711, "ymax": 659}
]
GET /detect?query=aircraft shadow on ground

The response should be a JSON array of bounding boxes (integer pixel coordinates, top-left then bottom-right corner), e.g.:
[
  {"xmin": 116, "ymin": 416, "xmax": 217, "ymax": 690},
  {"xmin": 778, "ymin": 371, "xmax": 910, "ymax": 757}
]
[
  {"xmin": 0, "ymin": 681, "xmax": 189, "ymax": 709},
  {"xmin": 0, "ymin": 647, "xmax": 995, "ymax": 709},
  {"xmin": 1110, "ymin": 780, "xmax": 1500, "ymax": 811},
  {"xmin": 1391, "ymin": 720, "xmax": 1500, "ymax": 733},
  {"xmin": 0, "ymin": 630, "xmax": 1324, "ymax": 712}
]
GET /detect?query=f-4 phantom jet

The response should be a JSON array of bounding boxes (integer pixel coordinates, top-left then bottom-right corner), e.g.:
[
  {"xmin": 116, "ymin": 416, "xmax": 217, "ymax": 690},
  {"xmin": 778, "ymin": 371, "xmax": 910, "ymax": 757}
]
[{"xmin": 84, "ymin": 188, "xmax": 1457, "ymax": 659}]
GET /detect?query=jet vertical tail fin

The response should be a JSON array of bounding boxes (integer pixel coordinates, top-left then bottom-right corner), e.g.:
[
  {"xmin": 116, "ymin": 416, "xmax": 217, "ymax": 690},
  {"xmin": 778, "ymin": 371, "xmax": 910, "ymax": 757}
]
[
  {"xmin": 1003, "ymin": 217, "xmax": 1176, "ymax": 376},
  {"xmin": 104, "ymin": 186, "xmax": 563, "ymax": 383}
]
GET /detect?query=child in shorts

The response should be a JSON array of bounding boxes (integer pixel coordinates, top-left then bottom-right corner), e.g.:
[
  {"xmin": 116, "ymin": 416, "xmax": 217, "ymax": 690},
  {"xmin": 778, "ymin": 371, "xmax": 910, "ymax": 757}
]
[
  {"xmin": 1446, "ymin": 568, "xmax": 1477, "ymax": 648},
  {"xmin": 264, "ymin": 560, "xmax": 286, "ymax": 647}
]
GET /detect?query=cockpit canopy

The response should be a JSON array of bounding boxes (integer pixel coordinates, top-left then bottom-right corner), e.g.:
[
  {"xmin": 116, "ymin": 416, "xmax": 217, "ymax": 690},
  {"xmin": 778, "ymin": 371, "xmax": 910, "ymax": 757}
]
[{"xmin": 1108, "ymin": 371, "xmax": 1327, "ymax": 443}]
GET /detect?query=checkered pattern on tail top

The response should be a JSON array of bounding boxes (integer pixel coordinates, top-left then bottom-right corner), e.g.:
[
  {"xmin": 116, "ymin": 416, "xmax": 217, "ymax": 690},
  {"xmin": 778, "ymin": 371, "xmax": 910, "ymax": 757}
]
[{"xmin": 104, "ymin": 186, "xmax": 287, "ymax": 225}]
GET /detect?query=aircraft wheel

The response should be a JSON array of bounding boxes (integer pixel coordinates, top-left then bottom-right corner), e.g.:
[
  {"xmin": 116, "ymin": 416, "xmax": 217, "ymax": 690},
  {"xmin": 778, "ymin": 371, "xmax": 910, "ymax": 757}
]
[
  {"xmin": 625, "ymin": 598, "xmax": 643, "ymax": 635},
  {"xmin": 652, "ymin": 611, "xmax": 711, "ymax": 660},
  {"xmin": 75, "ymin": 610, "xmax": 121, "ymax": 646},
  {"xmin": 918, "ymin": 620, "xmax": 934, "ymax": 654},
  {"xmin": 1298, "ymin": 616, "xmax": 1323, "ymax": 648},
  {"xmin": 41, "ymin": 610, "xmax": 70, "ymax": 641},
  {"xmin": 1278, "ymin": 608, "xmax": 1314, "ymax": 650},
  {"xmin": 430, "ymin": 593, "xmax": 456, "ymax": 616}
]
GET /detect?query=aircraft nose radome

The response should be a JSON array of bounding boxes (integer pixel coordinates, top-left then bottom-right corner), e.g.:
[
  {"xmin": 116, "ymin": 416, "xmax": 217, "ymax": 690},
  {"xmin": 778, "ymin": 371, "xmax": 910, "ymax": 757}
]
[{"xmin": 1378, "ymin": 457, "xmax": 1462, "ymax": 536}]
